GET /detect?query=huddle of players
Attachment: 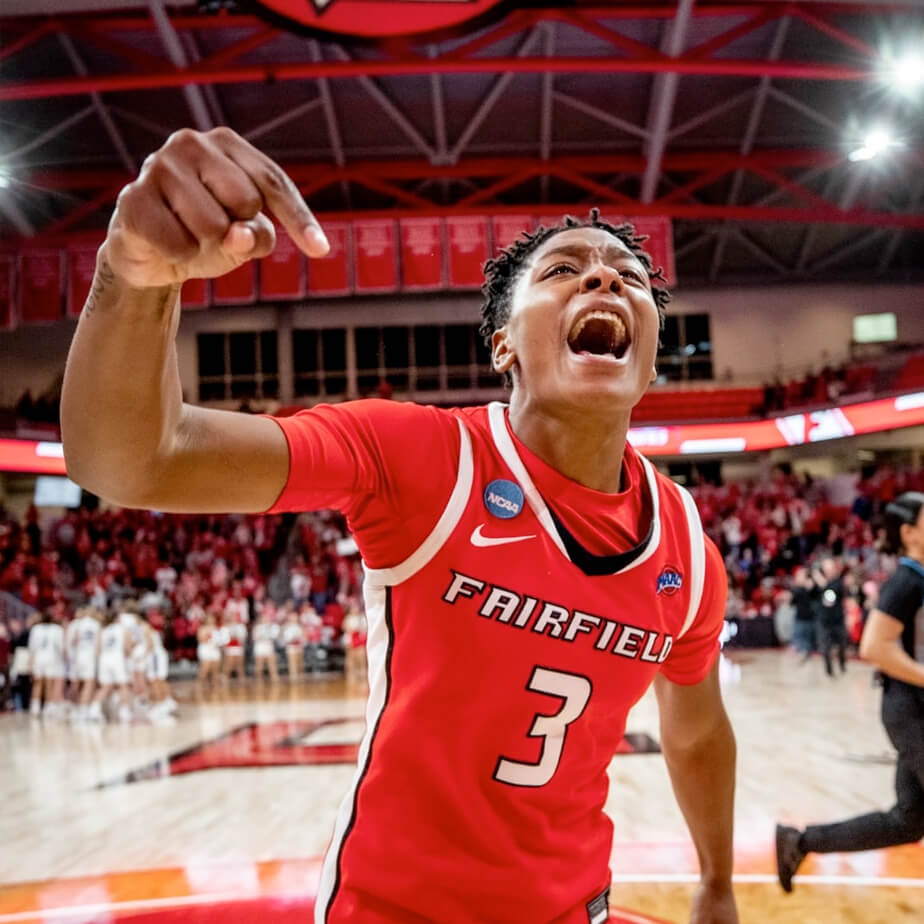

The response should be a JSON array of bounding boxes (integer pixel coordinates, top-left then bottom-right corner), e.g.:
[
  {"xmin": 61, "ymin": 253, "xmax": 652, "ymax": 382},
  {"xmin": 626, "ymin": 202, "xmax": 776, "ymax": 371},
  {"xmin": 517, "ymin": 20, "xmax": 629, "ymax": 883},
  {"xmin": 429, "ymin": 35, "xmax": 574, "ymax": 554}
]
[
  {"xmin": 26, "ymin": 602, "xmax": 177, "ymax": 723},
  {"xmin": 195, "ymin": 600, "xmax": 367, "ymax": 684}
]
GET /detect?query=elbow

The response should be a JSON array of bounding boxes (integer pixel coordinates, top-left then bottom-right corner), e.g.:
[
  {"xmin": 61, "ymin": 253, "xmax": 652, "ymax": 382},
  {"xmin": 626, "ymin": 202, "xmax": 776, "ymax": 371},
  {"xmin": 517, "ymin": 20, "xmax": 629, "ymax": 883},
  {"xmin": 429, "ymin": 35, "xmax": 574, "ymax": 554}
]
[{"xmin": 858, "ymin": 635, "xmax": 877, "ymax": 663}]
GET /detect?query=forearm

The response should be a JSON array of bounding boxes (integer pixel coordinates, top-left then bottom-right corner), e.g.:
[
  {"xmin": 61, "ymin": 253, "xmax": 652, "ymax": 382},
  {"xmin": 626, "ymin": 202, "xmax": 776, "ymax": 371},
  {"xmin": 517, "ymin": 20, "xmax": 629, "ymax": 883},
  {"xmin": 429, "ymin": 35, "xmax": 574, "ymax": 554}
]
[
  {"xmin": 61, "ymin": 251, "xmax": 184, "ymax": 505},
  {"xmin": 861, "ymin": 638, "xmax": 924, "ymax": 687},
  {"xmin": 662, "ymin": 712, "xmax": 736, "ymax": 883}
]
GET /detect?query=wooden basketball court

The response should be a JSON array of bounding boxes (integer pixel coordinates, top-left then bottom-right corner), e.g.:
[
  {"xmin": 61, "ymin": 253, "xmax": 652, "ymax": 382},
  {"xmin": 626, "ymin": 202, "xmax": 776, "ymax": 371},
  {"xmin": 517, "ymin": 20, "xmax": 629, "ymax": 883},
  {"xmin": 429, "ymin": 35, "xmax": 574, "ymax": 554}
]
[{"xmin": 2, "ymin": 650, "xmax": 922, "ymax": 922}]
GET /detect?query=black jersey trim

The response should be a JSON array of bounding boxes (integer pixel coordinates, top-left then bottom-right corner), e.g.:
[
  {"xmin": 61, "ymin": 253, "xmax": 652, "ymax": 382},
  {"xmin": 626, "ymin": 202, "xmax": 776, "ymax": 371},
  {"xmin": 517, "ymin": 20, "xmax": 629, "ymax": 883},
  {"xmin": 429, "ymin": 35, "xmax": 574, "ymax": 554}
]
[
  {"xmin": 325, "ymin": 586, "xmax": 396, "ymax": 921},
  {"xmin": 548, "ymin": 507, "xmax": 654, "ymax": 577}
]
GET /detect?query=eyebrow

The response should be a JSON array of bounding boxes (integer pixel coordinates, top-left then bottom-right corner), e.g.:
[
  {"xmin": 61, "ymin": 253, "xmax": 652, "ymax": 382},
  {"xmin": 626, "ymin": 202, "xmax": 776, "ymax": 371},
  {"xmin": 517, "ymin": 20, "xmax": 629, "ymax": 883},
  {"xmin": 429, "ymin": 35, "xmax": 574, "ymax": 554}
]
[{"xmin": 536, "ymin": 243, "xmax": 646, "ymax": 268}]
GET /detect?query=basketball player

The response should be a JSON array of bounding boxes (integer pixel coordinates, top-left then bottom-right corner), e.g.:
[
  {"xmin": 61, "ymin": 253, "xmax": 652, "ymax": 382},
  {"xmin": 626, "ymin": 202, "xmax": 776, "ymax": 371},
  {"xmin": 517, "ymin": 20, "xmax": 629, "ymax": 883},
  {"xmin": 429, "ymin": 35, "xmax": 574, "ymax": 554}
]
[
  {"xmin": 223, "ymin": 611, "xmax": 248, "ymax": 680},
  {"xmin": 28, "ymin": 609, "xmax": 66, "ymax": 719},
  {"xmin": 142, "ymin": 612, "xmax": 177, "ymax": 718},
  {"xmin": 342, "ymin": 599, "xmax": 367, "ymax": 687},
  {"xmin": 282, "ymin": 608, "xmax": 305, "ymax": 681},
  {"xmin": 196, "ymin": 612, "xmax": 222, "ymax": 687},
  {"xmin": 67, "ymin": 606, "xmax": 101, "ymax": 721},
  {"xmin": 92, "ymin": 609, "xmax": 132, "ymax": 723},
  {"xmin": 60, "ymin": 128, "xmax": 737, "ymax": 923},
  {"xmin": 251, "ymin": 605, "xmax": 280, "ymax": 682},
  {"xmin": 118, "ymin": 600, "xmax": 151, "ymax": 711},
  {"xmin": 776, "ymin": 492, "xmax": 924, "ymax": 893}
]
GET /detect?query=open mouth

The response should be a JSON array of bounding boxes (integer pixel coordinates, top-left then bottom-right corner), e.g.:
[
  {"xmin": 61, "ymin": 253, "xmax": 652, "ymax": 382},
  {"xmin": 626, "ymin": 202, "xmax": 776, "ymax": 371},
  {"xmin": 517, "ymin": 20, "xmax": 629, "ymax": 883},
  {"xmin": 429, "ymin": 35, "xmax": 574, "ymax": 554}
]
[{"xmin": 566, "ymin": 310, "xmax": 630, "ymax": 360}]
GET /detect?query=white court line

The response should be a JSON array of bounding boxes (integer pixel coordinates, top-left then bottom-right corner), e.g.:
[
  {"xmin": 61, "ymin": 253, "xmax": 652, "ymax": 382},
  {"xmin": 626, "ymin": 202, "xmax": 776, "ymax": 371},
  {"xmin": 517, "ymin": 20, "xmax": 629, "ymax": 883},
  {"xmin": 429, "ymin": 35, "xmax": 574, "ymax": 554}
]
[
  {"xmin": 2, "ymin": 875, "xmax": 923, "ymax": 922},
  {"xmin": 611, "ymin": 872, "xmax": 924, "ymax": 888}
]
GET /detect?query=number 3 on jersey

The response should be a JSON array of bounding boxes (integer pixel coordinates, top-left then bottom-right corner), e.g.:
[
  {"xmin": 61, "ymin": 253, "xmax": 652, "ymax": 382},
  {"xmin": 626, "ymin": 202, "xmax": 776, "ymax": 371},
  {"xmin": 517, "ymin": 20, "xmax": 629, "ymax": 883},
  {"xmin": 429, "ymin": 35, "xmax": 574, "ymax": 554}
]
[{"xmin": 494, "ymin": 666, "xmax": 592, "ymax": 788}]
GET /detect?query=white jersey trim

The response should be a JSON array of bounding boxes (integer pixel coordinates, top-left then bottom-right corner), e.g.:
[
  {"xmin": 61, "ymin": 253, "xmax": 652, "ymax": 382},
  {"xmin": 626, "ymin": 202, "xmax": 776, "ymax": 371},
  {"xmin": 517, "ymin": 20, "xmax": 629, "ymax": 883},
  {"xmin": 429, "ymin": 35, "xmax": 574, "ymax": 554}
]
[
  {"xmin": 487, "ymin": 402, "xmax": 661, "ymax": 573},
  {"xmin": 676, "ymin": 484, "xmax": 706, "ymax": 641},
  {"xmin": 363, "ymin": 417, "xmax": 473, "ymax": 587},
  {"xmin": 315, "ymin": 580, "xmax": 391, "ymax": 923}
]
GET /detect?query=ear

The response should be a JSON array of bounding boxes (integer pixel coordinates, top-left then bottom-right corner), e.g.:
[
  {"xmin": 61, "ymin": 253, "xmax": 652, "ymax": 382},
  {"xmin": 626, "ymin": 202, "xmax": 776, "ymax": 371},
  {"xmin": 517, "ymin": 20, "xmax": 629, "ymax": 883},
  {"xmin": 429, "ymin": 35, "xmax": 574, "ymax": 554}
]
[{"xmin": 492, "ymin": 327, "xmax": 516, "ymax": 374}]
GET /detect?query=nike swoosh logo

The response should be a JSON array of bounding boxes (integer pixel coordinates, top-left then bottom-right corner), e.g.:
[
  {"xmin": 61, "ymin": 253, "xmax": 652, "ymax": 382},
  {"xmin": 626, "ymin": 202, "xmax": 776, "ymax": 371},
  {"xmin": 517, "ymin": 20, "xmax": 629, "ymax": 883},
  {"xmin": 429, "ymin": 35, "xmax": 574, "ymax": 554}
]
[{"xmin": 470, "ymin": 524, "xmax": 536, "ymax": 547}]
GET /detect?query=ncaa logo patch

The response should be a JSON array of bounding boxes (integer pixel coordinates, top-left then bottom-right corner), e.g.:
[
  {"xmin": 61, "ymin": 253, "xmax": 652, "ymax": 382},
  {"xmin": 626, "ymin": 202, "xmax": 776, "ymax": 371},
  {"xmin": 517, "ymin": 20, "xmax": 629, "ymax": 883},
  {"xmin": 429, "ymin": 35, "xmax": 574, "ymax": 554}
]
[
  {"xmin": 483, "ymin": 479, "xmax": 524, "ymax": 519},
  {"xmin": 656, "ymin": 566, "xmax": 683, "ymax": 596}
]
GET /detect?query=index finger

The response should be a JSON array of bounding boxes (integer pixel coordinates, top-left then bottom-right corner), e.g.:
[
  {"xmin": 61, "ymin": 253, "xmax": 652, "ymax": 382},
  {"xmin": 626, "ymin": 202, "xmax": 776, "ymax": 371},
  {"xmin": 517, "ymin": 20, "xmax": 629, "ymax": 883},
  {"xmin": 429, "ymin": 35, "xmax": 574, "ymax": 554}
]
[{"xmin": 210, "ymin": 128, "xmax": 329, "ymax": 258}]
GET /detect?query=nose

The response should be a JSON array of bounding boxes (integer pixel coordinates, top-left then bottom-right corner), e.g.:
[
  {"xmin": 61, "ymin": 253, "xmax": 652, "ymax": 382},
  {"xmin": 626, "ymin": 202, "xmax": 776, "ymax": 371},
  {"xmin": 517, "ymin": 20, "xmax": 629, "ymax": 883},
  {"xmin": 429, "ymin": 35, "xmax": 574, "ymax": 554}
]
[{"xmin": 580, "ymin": 263, "xmax": 625, "ymax": 295}]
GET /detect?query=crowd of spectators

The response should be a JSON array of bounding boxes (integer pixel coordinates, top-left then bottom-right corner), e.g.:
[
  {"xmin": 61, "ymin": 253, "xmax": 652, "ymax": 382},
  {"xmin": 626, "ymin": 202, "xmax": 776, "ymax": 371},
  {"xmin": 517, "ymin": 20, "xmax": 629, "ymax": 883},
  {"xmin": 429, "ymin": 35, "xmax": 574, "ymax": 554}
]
[
  {"xmin": 693, "ymin": 464, "xmax": 924, "ymax": 648},
  {"xmin": 0, "ymin": 503, "xmax": 365, "ymax": 698},
  {"xmin": 1, "ymin": 460, "xmax": 922, "ymax": 706}
]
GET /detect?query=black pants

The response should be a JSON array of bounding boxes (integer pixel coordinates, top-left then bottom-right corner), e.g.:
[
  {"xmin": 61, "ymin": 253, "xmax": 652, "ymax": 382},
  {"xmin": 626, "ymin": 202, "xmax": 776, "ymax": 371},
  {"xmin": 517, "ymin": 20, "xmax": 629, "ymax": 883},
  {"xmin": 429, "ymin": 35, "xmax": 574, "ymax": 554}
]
[
  {"xmin": 816, "ymin": 619, "xmax": 847, "ymax": 676},
  {"xmin": 802, "ymin": 682, "xmax": 924, "ymax": 853}
]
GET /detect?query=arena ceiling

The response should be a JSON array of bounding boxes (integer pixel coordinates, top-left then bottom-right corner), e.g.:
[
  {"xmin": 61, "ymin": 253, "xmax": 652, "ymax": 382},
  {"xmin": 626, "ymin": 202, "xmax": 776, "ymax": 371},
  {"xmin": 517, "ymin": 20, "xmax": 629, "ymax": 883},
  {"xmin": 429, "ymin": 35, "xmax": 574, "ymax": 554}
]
[{"xmin": 1, "ymin": 0, "xmax": 922, "ymax": 287}]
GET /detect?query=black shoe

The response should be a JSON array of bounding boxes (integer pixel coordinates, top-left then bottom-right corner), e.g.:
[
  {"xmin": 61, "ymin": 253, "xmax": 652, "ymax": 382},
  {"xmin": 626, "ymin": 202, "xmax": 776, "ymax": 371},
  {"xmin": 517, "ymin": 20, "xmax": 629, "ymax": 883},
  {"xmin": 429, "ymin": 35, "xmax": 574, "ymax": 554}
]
[{"xmin": 776, "ymin": 824, "xmax": 806, "ymax": 893}]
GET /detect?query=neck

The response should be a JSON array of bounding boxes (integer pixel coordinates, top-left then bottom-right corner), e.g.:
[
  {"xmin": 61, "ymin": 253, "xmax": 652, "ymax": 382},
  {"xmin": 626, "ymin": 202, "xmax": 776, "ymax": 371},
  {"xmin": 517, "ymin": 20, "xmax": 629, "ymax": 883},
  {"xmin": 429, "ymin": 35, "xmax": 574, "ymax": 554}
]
[{"xmin": 506, "ymin": 394, "xmax": 632, "ymax": 493}]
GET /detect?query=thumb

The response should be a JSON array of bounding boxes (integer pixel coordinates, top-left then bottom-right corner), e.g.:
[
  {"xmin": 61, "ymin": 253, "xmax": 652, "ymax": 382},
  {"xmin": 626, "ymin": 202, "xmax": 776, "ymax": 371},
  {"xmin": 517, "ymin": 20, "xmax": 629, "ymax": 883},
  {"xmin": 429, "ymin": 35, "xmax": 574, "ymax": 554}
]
[{"xmin": 222, "ymin": 214, "xmax": 276, "ymax": 259}]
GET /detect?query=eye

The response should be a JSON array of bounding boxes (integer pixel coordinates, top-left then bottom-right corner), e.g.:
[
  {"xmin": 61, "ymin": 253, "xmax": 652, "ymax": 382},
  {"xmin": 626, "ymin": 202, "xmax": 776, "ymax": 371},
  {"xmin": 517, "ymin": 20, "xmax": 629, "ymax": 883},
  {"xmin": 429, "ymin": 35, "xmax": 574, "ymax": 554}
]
[
  {"xmin": 617, "ymin": 266, "xmax": 646, "ymax": 284},
  {"xmin": 542, "ymin": 263, "xmax": 577, "ymax": 279}
]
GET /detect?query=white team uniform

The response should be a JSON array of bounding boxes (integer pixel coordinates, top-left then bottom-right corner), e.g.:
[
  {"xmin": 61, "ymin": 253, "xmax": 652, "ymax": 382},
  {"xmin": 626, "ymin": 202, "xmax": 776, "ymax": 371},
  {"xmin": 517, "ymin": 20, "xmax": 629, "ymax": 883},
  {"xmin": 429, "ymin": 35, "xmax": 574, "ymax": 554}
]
[
  {"xmin": 29, "ymin": 622, "xmax": 65, "ymax": 679},
  {"xmin": 252, "ymin": 621, "xmax": 278, "ymax": 658},
  {"xmin": 147, "ymin": 629, "xmax": 169, "ymax": 681},
  {"xmin": 282, "ymin": 622, "xmax": 304, "ymax": 649},
  {"xmin": 98, "ymin": 623, "xmax": 129, "ymax": 686},
  {"xmin": 119, "ymin": 612, "xmax": 148, "ymax": 674},
  {"xmin": 68, "ymin": 616, "xmax": 100, "ymax": 682},
  {"xmin": 197, "ymin": 627, "xmax": 221, "ymax": 663}
]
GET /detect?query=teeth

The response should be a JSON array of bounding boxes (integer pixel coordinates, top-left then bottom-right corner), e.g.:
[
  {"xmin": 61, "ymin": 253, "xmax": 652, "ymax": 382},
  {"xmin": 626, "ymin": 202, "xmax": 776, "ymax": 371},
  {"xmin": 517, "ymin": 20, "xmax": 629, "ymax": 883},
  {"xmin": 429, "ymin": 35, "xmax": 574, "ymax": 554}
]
[{"xmin": 568, "ymin": 310, "xmax": 628, "ymax": 348}]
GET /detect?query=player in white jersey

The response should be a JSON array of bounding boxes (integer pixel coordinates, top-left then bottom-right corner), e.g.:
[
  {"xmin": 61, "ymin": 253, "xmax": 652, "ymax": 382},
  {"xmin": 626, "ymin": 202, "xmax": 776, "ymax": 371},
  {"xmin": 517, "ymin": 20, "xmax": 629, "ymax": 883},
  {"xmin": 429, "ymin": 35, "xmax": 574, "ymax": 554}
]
[
  {"xmin": 91, "ymin": 609, "xmax": 132, "ymax": 723},
  {"xmin": 251, "ymin": 605, "xmax": 279, "ymax": 682},
  {"xmin": 28, "ymin": 611, "xmax": 66, "ymax": 719},
  {"xmin": 67, "ymin": 606, "xmax": 101, "ymax": 721},
  {"xmin": 281, "ymin": 608, "xmax": 305, "ymax": 681},
  {"xmin": 141, "ymin": 613, "xmax": 177, "ymax": 720},
  {"xmin": 119, "ymin": 602, "xmax": 150, "ymax": 706},
  {"xmin": 342, "ymin": 599, "xmax": 368, "ymax": 687},
  {"xmin": 222, "ymin": 612, "xmax": 248, "ymax": 680},
  {"xmin": 197, "ymin": 611, "xmax": 222, "ymax": 687}
]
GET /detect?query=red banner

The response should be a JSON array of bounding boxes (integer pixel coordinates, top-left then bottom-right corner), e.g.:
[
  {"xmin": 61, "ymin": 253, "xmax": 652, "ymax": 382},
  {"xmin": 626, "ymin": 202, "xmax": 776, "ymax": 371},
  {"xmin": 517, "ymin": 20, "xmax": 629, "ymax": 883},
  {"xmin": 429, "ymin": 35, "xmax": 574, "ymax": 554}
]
[
  {"xmin": 447, "ymin": 216, "xmax": 490, "ymax": 288},
  {"xmin": 260, "ymin": 227, "xmax": 305, "ymax": 300},
  {"xmin": 212, "ymin": 261, "xmax": 257, "ymax": 305},
  {"xmin": 492, "ymin": 214, "xmax": 535, "ymax": 255},
  {"xmin": 354, "ymin": 219, "xmax": 399, "ymax": 293},
  {"xmin": 399, "ymin": 217, "xmax": 444, "ymax": 290},
  {"xmin": 67, "ymin": 244, "xmax": 99, "ymax": 318},
  {"xmin": 182, "ymin": 277, "xmax": 210, "ymax": 310},
  {"xmin": 308, "ymin": 222, "xmax": 352, "ymax": 296},
  {"xmin": 0, "ymin": 257, "xmax": 14, "ymax": 330},
  {"xmin": 19, "ymin": 250, "xmax": 63, "ymax": 324}
]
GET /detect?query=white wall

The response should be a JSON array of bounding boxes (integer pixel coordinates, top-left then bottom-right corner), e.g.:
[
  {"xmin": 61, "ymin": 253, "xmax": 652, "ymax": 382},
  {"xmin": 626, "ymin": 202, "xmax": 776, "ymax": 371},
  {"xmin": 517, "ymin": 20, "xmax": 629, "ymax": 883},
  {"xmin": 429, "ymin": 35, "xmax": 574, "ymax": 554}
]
[
  {"xmin": 2, "ymin": 283, "xmax": 922, "ymax": 406},
  {"xmin": 673, "ymin": 284, "xmax": 924, "ymax": 383}
]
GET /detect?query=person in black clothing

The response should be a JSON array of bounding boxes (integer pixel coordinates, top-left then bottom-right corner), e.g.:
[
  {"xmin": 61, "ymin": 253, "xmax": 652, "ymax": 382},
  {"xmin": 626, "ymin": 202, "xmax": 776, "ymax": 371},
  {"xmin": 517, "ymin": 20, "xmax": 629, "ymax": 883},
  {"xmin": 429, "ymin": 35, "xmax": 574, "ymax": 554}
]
[
  {"xmin": 811, "ymin": 556, "xmax": 847, "ymax": 677},
  {"xmin": 789, "ymin": 566, "xmax": 818, "ymax": 660},
  {"xmin": 776, "ymin": 491, "xmax": 924, "ymax": 892}
]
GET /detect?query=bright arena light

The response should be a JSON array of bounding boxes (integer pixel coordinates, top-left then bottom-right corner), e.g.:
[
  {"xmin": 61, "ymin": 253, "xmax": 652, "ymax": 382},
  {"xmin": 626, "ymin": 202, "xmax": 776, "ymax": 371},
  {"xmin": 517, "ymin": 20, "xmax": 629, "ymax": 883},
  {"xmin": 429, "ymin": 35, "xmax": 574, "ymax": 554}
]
[
  {"xmin": 848, "ymin": 128, "xmax": 899, "ymax": 162},
  {"xmin": 0, "ymin": 171, "xmax": 9, "ymax": 189},
  {"xmin": 884, "ymin": 49, "xmax": 924, "ymax": 95}
]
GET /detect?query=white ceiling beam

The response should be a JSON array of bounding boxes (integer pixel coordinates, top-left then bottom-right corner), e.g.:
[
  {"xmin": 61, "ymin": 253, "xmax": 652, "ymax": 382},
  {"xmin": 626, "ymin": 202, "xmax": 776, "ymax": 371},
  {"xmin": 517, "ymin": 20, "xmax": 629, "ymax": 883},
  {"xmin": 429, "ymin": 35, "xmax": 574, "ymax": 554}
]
[
  {"xmin": 640, "ymin": 0, "xmax": 695, "ymax": 204},
  {"xmin": 58, "ymin": 32, "xmax": 136, "ymax": 174},
  {"xmin": 709, "ymin": 15, "xmax": 790, "ymax": 281},
  {"xmin": 149, "ymin": 0, "xmax": 213, "ymax": 132}
]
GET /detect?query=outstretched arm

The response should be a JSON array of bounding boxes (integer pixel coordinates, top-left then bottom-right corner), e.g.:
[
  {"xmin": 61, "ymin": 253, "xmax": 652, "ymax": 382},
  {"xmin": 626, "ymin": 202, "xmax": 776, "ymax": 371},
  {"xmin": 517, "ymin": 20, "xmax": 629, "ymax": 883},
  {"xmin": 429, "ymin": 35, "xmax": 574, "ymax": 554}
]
[
  {"xmin": 654, "ymin": 662, "xmax": 738, "ymax": 924},
  {"xmin": 61, "ymin": 127, "xmax": 329, "ymax": 513}
]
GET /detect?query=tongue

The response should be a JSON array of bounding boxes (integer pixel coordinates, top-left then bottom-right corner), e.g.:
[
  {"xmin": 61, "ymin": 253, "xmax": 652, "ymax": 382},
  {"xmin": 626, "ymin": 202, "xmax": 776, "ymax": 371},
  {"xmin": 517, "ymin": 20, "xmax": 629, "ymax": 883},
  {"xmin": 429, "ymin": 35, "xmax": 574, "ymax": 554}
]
[{"xmin": 569, "ymin": 316, "xmax": 627, "ymax": 357}]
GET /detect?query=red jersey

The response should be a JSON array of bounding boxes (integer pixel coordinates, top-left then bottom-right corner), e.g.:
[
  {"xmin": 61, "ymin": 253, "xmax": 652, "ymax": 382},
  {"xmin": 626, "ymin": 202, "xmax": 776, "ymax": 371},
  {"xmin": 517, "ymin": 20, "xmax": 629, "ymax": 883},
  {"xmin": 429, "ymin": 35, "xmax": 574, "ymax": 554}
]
[{"xmin": 268, "ymin": 400, "xmax": 725, "ymax": 924}]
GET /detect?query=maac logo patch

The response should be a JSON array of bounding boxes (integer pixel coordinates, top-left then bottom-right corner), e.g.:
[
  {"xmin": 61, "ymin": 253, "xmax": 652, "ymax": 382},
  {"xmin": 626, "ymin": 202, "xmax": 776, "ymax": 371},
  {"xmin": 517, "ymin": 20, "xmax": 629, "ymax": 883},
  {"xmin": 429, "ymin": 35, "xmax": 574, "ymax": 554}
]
[{"xmin": 656, "ymin": 566, "xmax": 683, "ymax": 596}]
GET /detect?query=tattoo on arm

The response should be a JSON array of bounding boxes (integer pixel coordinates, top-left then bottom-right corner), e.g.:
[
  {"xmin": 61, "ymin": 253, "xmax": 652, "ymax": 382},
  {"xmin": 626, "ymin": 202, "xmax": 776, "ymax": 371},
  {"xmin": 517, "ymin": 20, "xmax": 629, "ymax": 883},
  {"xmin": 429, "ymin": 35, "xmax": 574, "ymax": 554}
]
[{"xmin": 83, "ymin": 258, "xmax": 116, "ymax": 317}]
